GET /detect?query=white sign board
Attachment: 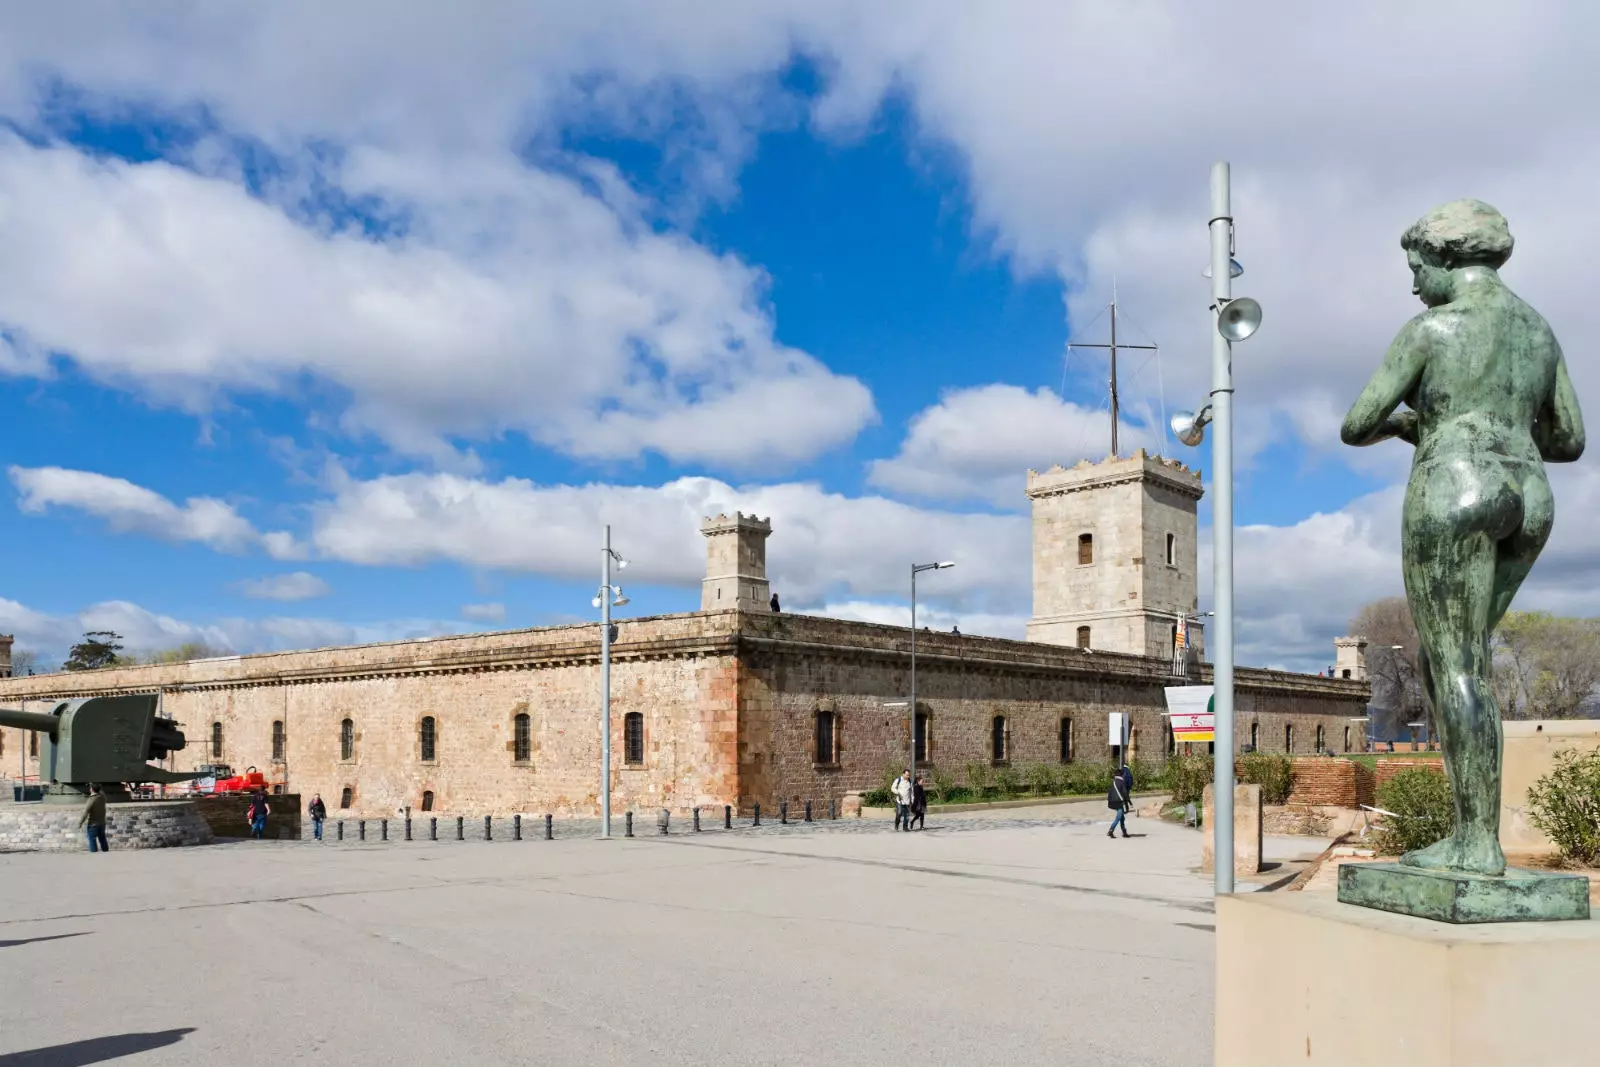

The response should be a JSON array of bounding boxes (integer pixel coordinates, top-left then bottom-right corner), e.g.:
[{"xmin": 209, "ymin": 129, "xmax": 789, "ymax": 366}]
[
  {"xmin": 1107, "ymin": 711, "xmax": 1129, "ymax": 746},
  {"xmin": 1164, "ymin": 685, "xmax": 1215, "ymax": 743}
]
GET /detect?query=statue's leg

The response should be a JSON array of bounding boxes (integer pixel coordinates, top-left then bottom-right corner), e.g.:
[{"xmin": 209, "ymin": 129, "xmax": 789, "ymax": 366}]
[{"xmin": 1399, "ymin": 469, "xmax": 1519, "ymax": 876}]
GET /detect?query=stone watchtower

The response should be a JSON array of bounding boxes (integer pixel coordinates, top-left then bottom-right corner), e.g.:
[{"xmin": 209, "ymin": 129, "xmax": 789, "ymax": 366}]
[
  {"xmin": 700, "ymin": 513, "xmax": 772, "ymax": 612},
  {"xmin": 1333, "ymin": 636, "xmax": 1369, "ymax": 680},
  {"xmin": 0, "ymin": 634, "xmax": 12, "ymax": 679},
  {"xmin": 1025, "ymin": 450, "xmax": 1205, "ymax": 658}
]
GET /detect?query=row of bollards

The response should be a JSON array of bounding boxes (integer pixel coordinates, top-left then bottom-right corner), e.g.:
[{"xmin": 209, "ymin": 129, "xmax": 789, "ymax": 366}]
[{"xmin": 321, "ymin": 801, "xmax": 840, "ymax": 843}]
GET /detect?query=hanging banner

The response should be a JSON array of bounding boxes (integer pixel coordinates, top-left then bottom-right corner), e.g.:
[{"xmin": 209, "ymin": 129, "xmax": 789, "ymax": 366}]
[{"xmin": 1164, "ymin": 685, "xmax": 1215, "ymax": 743}]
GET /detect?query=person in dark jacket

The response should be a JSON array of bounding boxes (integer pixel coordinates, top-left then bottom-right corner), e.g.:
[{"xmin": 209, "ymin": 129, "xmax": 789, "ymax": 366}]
[
  {"xmin": 308, "ymin": 794, "xmax": 327, "ymax": 841},
  {"xmin": 1106, "ymin": 765, "xmax": 1134, "ymax": 838},
  {"xmin": 78, "ymin": 784, "xmax": 109, "ymax": 853},
  {"xmin": 909, "ymin": 775, "xmax": 928, "ymax": 830},
  {"xmin": 247, "ymin": 789, "xmax": 271, "ymax": 839}
]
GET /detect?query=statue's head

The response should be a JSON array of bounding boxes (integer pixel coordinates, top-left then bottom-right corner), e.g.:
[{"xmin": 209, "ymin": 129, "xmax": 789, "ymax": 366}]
[{"xmin": 1401, "ymin": 200, "xmax": 1514, "ymax": 307}]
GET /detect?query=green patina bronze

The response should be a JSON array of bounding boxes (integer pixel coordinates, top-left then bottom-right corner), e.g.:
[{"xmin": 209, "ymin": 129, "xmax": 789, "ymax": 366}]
[
  {"xmin": 1338, "ymin": 862, "xmax": 1590, "ymax": 924},
  {"xmin": 1339, "ymin": 200, "xmax": 1588, "ymax": 921}
]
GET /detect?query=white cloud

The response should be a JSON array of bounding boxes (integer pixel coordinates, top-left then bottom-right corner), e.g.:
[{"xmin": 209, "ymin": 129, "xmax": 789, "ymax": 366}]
[
  {"xmin": 460, "ymin": 602, "xmax": 507, "ymax": 623},
  {"xmin": 8, "ymin": 465, "xmax": 303, "ymax": 557},
  {"xmin": 231, "ymin": 572, "xmax": 331, "ymax": 602},
  {"xmin": 867, "ymin": 384, "xmax": 1151, "ymax": 507}
]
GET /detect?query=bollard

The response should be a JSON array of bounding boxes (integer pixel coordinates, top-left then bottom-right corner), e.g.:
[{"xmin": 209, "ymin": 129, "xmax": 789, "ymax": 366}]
[
  {"xmin": 358, "ymin": 820, "xmax": 366, "ymax": 841},
  {"xmin": 381, "ymin": 818, "xmax": 388, "ymax": 842},
  {"xmin": 624, "ymin": 811, "xmax": 634, "ymax": 837},
  {"xmin": 693, "ymin": 808, "xmax": 701, "ymax": 833},
  {"xmin": 429, "ymin": 817, "xmax": 437, "ymax": 841},
  {"xmin": 805, "ymin": 800, "xmax": 813, "ymax": 823},
  {"xmin": 405, "ymin": 817, "xmax": 412, "ymax": 841},
  {"xmin": 485, "ymin": 815, "xmax": 493, "ymax": 841},
  {"xmin": 457, "ymin": 816, "xmax": 465, "ymax": 841},
  {"xmin": 780, "ymin": 800, "xmax": 788, "ymax": 825},
  {"xmin": 337, "ymin": 820, "xmax": 344, "ymax": 841},
  {"xmin": 658, "ymin": 809, "xmax": 670, "ymax": 835},
  {"xmin": 544, "ymin": 813, "xmax": 553, "ymax": 840},
  {"xmin": 514, "ymin": 814, "xmax": 522, "ymax": 841},
  {"xmin": 724, "ymin": 805, "xmax": 732, "ymax": 830},
  {"xmin": 753, "ymin": 803, "xmax": 761, "ymax": 827}
]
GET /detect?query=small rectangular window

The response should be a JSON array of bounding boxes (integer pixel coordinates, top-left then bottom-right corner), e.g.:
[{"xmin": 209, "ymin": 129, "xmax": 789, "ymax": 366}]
[
  {"xmin": 913, "ymin": 712, "xmax": 929, "ymax": 764},
  {"xmin": 420, "ymin": 716, "xmax": 436, "ymax": 762},
  {"xmin": 1165, "ymin": 532, "xmax": 1176, "ymax": 566},
  {"xmin": 814, "ymin": 710, "xmax": 837, "ymax": 765},
  {"xmin": 991, "ymin": 716, "xmax": 1008, "ymax": 763},
  {"xmin": 1059, "ymin": 717, "xmax": 1073, "ymax": 763},
  {"xmin": 271, "ymin": 720, "xmax": 285, "ymax": 762},
  {"xmin": 513, "ymin": 713, "xmax": 531, "ymax": 763},
  {"xmin": 624, "ymin": 712, "xmax": 644, "ymax": 765},
  {"xmin": 1076, "ymin": 626, "xmax": 1091, "ymax": 650},
  {"xmin": 1078, "ymin": 533, "xmax": 1094, "ymax": 565}
]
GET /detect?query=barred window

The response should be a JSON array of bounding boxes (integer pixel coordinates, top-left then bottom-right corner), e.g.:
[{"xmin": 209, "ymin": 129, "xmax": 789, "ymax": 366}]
[
  {"xmin": 340, "ymin": 718, "xmax": 354, "ymax": 761},
  {"xmin": 1059, "ymin": 716, "xmax": 1073, "ymax": 763},
  {"xmin": 913, "ymin": 712, "xmax": 929, "ymax": 764},
  {"xmin": 514, "ymin": 713, "xmax": 531, "ymax": 762},
  {"xmin": 210, "ymin": 722, "xmax": 223, "ymax": 759},
  {"xmin": 991, "ymin": 715, "xmax": 1008, "ymax": 763},
  {"xmin": 420, "ymin": 716, "xmax": 437, "ymax": 762},
  {"xmin": 624, "ymin": 712, "xmax": 644, "ymax": 765},
  {"xmin": 271, "ymin": 720, "xmax": 285, "ymax": 762},
  {"xmin": 815, "ymin": 710, "xmax": 837, "ymax": 764}
]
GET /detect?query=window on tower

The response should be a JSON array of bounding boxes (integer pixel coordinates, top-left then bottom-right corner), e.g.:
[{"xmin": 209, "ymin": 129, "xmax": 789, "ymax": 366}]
[
  {"xmin": 1078, "ymin": 533, "xmax": 1094, "ymax": 565},
  {"xmin": 1076, "ymin": 626, "xmax": 1091, "ymax": 649},
  {"xmin": 1166, "ymin": 533, "xmax": 1176, "ymax": 566}
]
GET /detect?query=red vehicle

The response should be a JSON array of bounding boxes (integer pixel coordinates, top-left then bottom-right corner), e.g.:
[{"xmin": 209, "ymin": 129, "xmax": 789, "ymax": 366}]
[{"xmin": 191, "ymin": 764, "xmax": 270, "ymax": 795}]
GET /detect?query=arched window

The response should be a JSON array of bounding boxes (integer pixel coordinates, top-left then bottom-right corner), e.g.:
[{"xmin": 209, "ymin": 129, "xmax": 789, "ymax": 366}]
[
  {"xmin": 420, "ymin": 716, "xmax": 436, "ymax": 762},
  {"xmin": 1249, "ymin": 722, "xmax": 1260, "ymax": 750},
  {"xmin": 1315, "ymin": 725, "xmax": 1325, "ymax": 753},
  {"xmin": 991, "ymin": 715, "xmax": 1008, "ymax": 763},
  {"xmin": 339, "ymin": 786, "xmax": 353, "ymax": 809},
  {"xmin": 1078, "ymin": 533, "xmax": 1094, "ymax": 565},
  {"xmin": 1166, "ymin": 532, "xmax": 1176, "ymax": 566},
  {"xmin": 1344, "ymin": 725, "xmax": 1352, "ymax": 753},
  {"xmin": 1076, "ymin": 626, "xmax": 1091, "ymax": 650},
  {"xmin": 815, "ymin": 710, "xmax": 838, "ymax": 765},
  {"xmin": 624, "ymin": 712, "xmax": 644, "ymax": 765},
  {"xmin": 421, "ymin": 790, "xmax": 434, "ymax": 812},
  {"xmin": 913, "ymin": 712, "xmax": 929, "ymax": 764},
  {"xmin": 340, "ymin": 718, "xmax": 354, "ymax": 761},
  {"xmin": 1059, "ymin": 716, "xmax": 1073, "ymax": 763},
  {"xmin": 271, "ymin": 720, "xmax": 285, "ymax": 761},
  {"xmin": 513, "ymin": 713, "xmax": 531, "ymax": 763},
  {"xmin": 1285, "ymin": 724, "xmax": 1294, "ymax": 752},
  {"xmin": 210, "ymin": 722, "xmax": 223, "ymax": 759}
]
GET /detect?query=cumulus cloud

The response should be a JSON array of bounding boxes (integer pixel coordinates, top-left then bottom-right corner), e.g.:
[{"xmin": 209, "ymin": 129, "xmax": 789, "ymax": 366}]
[
  {"xmin": 460, "ymin": 602, "xmax": 507, "ymax": 623},
  {"xmin": 231, "ymin": 572, "xmax": 331, "ymax": 602},
  {"xmin": 8, "ymin": 465, "xmax": 303, "ymax": 557}
]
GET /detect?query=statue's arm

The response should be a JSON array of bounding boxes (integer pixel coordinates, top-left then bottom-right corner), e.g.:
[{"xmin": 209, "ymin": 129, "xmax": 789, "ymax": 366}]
[
  {"xmin": 1535, "ymin": 349, "xmax": 1585, "ymax": 462},
  {"xmin": 1341, "ymin": 322, "xmax": 1426, "ymax": 447}
]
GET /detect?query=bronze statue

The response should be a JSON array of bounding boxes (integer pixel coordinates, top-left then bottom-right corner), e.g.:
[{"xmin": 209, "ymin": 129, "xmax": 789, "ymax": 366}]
[{"xmin": 1342, "ymin": 199, "xmax": 1585, "ymax": 877}]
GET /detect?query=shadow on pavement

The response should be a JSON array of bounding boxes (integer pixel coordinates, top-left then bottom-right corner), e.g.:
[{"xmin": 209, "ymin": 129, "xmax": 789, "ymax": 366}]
[
  {"xmin": 0, "ymin": 1028, "xmax": 194, "ymax": 1066},
  {"xmin": 0, "ymin": 933, "xmax": 91, "ymax": 949}
]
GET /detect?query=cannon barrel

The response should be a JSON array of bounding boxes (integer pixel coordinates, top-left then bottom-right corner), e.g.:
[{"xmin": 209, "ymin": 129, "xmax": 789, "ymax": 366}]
[{"xmin": 0, "ymin": 707, "xmax": 60, "ymax": 735}]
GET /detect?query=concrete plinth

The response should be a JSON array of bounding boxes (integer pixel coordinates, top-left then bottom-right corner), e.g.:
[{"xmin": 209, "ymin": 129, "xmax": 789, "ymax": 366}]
[
  {"xmin": 1339, "ymin": 860, "xmax": 1590, "ymax": 924},
  {"xmin": 1201, "ymin": 783, "xmax": 1262, "ymax": 875},
  {"xmin": 1217, "ymin": 891, "xmax": 1600, "ymax": 1066}
]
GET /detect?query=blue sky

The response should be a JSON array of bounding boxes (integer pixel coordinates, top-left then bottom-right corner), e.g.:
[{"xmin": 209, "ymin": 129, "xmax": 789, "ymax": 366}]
[{"xmin": 1, "ymin": 5, "xmax": 1597, "ymax": 674}]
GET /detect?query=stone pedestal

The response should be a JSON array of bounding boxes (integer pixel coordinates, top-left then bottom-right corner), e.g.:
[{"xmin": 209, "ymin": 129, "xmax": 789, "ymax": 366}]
[
  {"xmin": 1200, "ymin": 783, "xmax": 1262, "ymax": 875},
  {"xmin": 1217, "ymin": 891, "xmax": 1600, "ymax": 1066},
  {"xmin": 1339, "ymin": 860, "xmax": 1590, "ymax": 923}
]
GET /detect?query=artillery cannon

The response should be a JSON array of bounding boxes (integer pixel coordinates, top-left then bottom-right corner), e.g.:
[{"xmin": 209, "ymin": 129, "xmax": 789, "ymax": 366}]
[{"xmin": 0, "ymin": 694, "xmax": 203, "ymax": 803}]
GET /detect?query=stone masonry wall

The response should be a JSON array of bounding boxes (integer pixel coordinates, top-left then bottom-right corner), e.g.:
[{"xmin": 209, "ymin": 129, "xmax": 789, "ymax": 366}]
[{"xmin": 0, "ymin": 800, "xmax": 213, "ymax": 852}]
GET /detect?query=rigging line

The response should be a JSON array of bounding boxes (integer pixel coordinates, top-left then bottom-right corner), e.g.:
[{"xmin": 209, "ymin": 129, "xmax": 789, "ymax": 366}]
[
  {"xmin": 1062, "ymin": 302, "xmax": 1110, "ymax": 347},
  {"xmin": 1153, "ymin": 342, "xmax": 1170, "ymax": 454}
]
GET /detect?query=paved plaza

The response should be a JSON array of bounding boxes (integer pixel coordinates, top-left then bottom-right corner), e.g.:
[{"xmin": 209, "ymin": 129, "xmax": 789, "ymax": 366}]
[{"xmin": 0, "ymin": 802, "xmax": 1321, "ymax": 1067}]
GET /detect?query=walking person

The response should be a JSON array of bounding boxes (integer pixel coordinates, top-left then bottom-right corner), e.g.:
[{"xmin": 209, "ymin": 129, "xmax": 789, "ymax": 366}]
[
  {"xmin": 248, "ymin": 788, "xmax": 271, "ymax": 840},
  {"xmin": 891, "ymin": 769, "xmax": 913, "ymax": 831},
  {"xmin": 308, "ymin": 793, "xmax": 327, "ymax": 841},
  {"xmin": 79, "ymin": 784, "xmax": 109, "ymax": 853},
  {"xmin": 1107, "ymin": 764, "xmax": 1133, "ymax": 838},
  {"xmin": 909, "ymin": 774, "xmax": 928, "ymax": 831}
]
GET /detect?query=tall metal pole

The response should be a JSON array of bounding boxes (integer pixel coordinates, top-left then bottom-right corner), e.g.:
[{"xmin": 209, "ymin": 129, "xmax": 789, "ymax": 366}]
[
  {"xmin": 1209, "ymin": 161, "xmax": 1237, "ymax": 895},
  {"xmin": 1109, "ymin": 301, "xmax": 1119, "ymax": 457},
  {"xmin": 909, "ymin": 566, "xmax": 918, "ymax": 782},
  {"xmin": 601, "ymin": 524, "xmax": 613, "ymax": 839}
]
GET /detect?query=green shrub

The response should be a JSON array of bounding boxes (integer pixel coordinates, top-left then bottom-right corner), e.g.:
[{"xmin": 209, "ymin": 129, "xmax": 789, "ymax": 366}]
[
  {"xmin": 1167, "ymin": 754, "xmax": 1214, "ymax": 806},
  {"xmin": 1527, "ymin": 748, "xmax": 1600, "ymax": 866},
  {"xmin": 1237, "ymin": 752, "xmax": 1296, "ymax": 805},
  {"xmin": 1374, "ymin": 768, "xmax": 1455, "ymax": 856},
  {"xmin": 930, "ymin": 767, "xmax": 959, "ymax": 804},
  {"xmin": 1060, "ymin": 760, "xmax": 1117, "ymax": 796},
  {"xmin": 862, "ymin": 787, "xmax": 891, "ymax": 806},
  {"xmin": 1131, "ymin": 758, "xmax": 1166, "ymax": 792},
  {"xmin": 965, "ymin": 761, "xmax": 993, "ymax": 796},
  {"xmin": 1025, "ymin": 763, "xmax": 1060, "ymax": 796},
  {"xmin": 993, "ymin": 766, "xmax": 1022, "ymax": 798}
]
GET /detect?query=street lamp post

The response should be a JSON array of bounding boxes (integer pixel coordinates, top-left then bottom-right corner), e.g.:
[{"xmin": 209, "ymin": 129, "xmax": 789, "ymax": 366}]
[
  {"xmin": 909, "ymin": 561, "xmax": 955, "ymax": 782},
  {"xmin": 594, "ymin": 525, "xmax": 629, "ymax": 839},
  {"xmin": 1169, "ymin": 161, "xmax": 1263, "ymax": 897}
]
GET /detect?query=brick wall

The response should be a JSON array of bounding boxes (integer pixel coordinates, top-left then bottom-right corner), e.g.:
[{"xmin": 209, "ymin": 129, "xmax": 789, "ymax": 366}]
[
  {"xmin": 193, "ymin": 793, "xmax": 303, "ymax": 839},
  {"xmin": 1287, "ymin": 759, "xmax": 1359, "ymax": 807}
]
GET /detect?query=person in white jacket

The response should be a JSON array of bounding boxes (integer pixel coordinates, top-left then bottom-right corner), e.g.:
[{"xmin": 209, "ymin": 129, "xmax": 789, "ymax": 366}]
[{"xmin": 892, "ymin": 769, "xmax": 914, "ymax": 832}]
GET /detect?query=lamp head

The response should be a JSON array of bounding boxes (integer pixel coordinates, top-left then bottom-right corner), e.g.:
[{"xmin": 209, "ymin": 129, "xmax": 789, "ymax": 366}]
[
  {"xmin": 1217, "ymin": 297, "xmax": 1262, "ymax": 342},
  {"xmin": 1170, "ymin": 405, "xmax": 1212, "ymax": 447},
  {"xmin": 1202, "ymin": 258, "xmax": 1245, "ymax": 279},
  {"xmin": 615, "ymin": 557, "xmax": 628, "ymax": 570},
  {"xmin": 937, "ymin": 561, "xmax": 955, "ymax": 569},
  {"xmin": 591, "ymin": 595, "xmax": 603, "ymax": 609},
  {"xmin": 613, "ymin": 592, "xmax": 630, "ymax": 607}
]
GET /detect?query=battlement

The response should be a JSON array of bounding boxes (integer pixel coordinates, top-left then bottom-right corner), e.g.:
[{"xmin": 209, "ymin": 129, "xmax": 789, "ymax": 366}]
[
  {"xmin": 699, "ymin": 512, "xmax": 773, "ymax": 535},
  {"xmin": 1027, "ymin": 449, "xmax": 1203, "ymax": 502}
]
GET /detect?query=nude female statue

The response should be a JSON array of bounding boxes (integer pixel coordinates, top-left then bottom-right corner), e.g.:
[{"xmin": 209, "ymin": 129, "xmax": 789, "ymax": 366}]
[{"xmin": 1341, "ymin": 200, "xmax": 1585, "ymax": 877}]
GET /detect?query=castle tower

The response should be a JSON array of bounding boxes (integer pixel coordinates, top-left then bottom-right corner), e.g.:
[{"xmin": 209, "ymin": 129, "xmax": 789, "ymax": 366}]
[
  {"xmin": 1025, "ymin": 450, "xmax": 1205, "ymax": 658},
  {"xmin": 700, "ymin": 513, "xmax": 772, "ymax": 612},
  {"xmin": 0, "ymin": 634, "xmax": 12, "ymax": 679},
  {"xmin": 1334, "ymin": 636, "xmax": 1369, "ymax": 680}
]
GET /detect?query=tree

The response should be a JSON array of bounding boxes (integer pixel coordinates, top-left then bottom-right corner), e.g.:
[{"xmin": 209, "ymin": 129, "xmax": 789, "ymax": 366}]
[
  {"xmin": 62, "ymin": 631, "xmax": 127, "ymax": 671},
  {"xmin": 7, "ymin": 648, "xmax": 38, "ymax": 676},
  {"xmin": 1494, "ymin": 612, "xmax": 1600, "ymax": 720},
  {"xmin": 1350, "ymin": 597, "xmax": 1427, "ymax": 733},
  {"xmin": 142, "ymin": 642, "xmax": 234, "ymax": 665}
]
